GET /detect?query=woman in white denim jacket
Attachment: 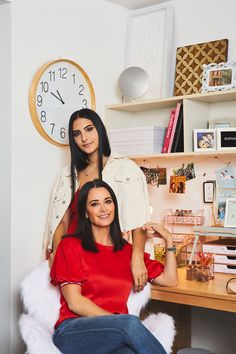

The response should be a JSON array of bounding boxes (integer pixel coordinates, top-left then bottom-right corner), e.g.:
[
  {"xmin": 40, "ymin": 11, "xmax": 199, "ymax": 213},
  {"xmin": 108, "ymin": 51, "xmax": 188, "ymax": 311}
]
[{"xmin": 43, "ymin": 109, "xmax": 150, "ymax": 291}]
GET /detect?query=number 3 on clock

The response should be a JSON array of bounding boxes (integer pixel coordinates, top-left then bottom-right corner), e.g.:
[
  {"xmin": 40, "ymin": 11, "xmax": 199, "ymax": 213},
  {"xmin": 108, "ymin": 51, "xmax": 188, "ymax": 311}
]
[{"xmin": 29, "ymin": 59, "xmax": 96, "ymax": 147}]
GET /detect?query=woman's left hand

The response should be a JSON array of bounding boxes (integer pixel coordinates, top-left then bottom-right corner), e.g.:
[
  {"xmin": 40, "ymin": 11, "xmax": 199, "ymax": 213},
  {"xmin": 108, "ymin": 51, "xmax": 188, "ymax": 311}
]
[
  {"xmin": 142, "ymin": 222, "xmax": 173, "ymax": 247},
  {"xmin": 131, "ymin": 253, "xmax": 148, "ymax": 292}
]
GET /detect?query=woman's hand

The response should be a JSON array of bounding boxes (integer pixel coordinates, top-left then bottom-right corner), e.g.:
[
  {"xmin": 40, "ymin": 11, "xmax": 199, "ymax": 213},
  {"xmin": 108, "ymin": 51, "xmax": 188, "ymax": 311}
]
[
  {"xmin": 142, "ymin": 222, "xmax": 173, "ymax": 247},
  {"xmin": 143, "ymin": 222, "xmax": 177, "ymax": 287},
  {"xmin": 131, "ymin": 227, "xmax": 148, "ymax": 292},
  {"xmin": 131, "ymin": 252, "xmax": 148, "ymax": 292}
]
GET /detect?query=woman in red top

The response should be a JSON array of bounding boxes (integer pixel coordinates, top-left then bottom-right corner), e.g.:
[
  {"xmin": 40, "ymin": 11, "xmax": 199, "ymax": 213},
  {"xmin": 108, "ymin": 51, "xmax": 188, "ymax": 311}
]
[{"xmin": 51, "ymin": 179, "xmax": 177, "ymax": 354}]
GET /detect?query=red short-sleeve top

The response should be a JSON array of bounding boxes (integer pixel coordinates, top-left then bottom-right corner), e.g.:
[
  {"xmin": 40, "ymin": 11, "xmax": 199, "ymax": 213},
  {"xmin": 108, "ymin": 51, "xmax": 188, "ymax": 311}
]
[{"xmin": 50, "ymin": 237, "xmax": 164, "ymax": 328}]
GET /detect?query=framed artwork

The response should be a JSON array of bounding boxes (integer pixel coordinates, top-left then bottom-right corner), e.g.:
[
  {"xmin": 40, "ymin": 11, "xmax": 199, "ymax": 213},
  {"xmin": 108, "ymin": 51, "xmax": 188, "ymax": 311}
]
[
  {"xmin": 208, "ymin": 117, "xmax": 236, "ymax": 129},
  {"xmin": 216, "ymin": 194, "xmax": 227, "ymax": 226},
  {"xmin": 203, "ymin": 180, "xmax": 216, "ymax": 203},
  {"xmin": 169, "ymin": 175, "xmax": 186, "ymax": 194},
  {"xmin": 193, "ymin": 129, "xmax": 216, "ymax": 152},
  {"xmin": 174, "ymin": 39, "xmax": 228, "ymax": 96},
  {"xmin": 215, "ymin": 166, "xmax": 236, "ymax": 189},
  {"xmin": 215, "ymin": 189, "xmax": 236, "ymax": 226},
  {"xmin": 216, "ymin": 127, "xmax": 236, "ymax": 150},
  {"xmin": 202, "ymin": 62, "xmax": 236, "ymax": 93},
  {"xmin": 125, "ymin": 3, "xmax": 173, "ymax": 100},
  {"xmin": 224, "ymin": 198, "xmax": 236, "ymax": 227}
]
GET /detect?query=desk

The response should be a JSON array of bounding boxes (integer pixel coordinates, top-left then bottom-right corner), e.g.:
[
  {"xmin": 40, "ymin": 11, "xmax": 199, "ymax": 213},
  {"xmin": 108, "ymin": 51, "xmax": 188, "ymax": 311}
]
[{"xmin": 151, "ymin": 268, "xmax": 236, "ymax": 313}]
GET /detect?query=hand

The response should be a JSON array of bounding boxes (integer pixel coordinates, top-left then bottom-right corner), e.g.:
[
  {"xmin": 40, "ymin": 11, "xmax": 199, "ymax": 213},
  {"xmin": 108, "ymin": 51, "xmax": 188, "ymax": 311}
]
[
  {"xmin": 50, "ymin": 90, "xmax": 65, "ymax": 104},
  {"xmin": 142, "ymin": 222, "xmax": 173, "ymax": 247},
  {"xmin": 131, "ymin": 253, "xmax": 148, "ymax": 292}
]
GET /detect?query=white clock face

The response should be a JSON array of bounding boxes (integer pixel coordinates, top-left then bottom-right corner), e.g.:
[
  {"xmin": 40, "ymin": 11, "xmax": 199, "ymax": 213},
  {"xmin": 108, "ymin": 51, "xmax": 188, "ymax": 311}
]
[{"xmin": 33, "ymin": 60, "xmax": 95, "ymax": 146}]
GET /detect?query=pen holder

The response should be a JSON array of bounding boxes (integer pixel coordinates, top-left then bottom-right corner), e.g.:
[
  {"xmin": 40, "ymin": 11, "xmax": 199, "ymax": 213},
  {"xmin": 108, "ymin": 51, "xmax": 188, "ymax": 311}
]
[
  {"xmin": 186, "ymin": 250, "xmax": 214, "ymax": 282},
  {"xmin": 186, "ymin": 261, "xmax": 214, "ymax": 282}
]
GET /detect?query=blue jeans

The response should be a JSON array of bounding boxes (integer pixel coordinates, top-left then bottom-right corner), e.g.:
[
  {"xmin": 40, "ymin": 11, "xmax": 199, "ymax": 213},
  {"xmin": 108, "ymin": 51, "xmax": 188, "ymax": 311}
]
[{"xmin": 53, "ymin": 314, "xmax": 167, "ymax": 354}]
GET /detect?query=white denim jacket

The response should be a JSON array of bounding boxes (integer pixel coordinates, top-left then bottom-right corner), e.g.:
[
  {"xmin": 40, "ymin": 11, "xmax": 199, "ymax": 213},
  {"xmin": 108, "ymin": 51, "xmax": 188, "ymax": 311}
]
[{"xmin": 42, "ymin": 152, "xmax": 150, "ymax": 258}]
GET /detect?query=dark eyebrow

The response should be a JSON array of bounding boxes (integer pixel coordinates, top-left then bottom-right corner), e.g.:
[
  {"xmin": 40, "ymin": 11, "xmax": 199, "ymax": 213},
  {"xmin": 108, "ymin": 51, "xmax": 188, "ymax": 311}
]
[
  {"xmin": 88, "ymin": 197, "xmax": 112, "ymax": 204},
  {"xmin": 89, "ymin": 199, "xmax": 99, "ymax": 204},
  {"xmin": 73, "ymin": 124, "xmax": 94, "ymax": 134},
  {"xmin": 84, "ymin": 124, "xmax": 94, "ymax": 129}
]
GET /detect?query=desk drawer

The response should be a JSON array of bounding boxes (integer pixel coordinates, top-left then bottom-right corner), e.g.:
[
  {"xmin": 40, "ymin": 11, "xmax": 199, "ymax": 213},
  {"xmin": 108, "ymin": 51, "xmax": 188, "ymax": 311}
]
[
  {"xmin": 214, "ymin": 264, "xmax": 236, "ymax": 274},
  {"xmin": 214, "ymin": 255, "xmax": 236, "ymax": 265},
  {"xmin": 203, "ymin": 243, "xmax": 236, "ymax": 256}
]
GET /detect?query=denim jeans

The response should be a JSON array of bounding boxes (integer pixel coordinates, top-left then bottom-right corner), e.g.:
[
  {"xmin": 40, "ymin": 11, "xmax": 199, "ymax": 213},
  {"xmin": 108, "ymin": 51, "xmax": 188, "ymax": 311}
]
[{"xmin": 53, "ymin": 314, "xmax": 167, "ymax": 354}]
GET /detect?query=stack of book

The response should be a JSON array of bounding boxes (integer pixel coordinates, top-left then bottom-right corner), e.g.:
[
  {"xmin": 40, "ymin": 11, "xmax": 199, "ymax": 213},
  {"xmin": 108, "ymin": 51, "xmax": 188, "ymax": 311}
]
[
  {"xmin": 109, "ymin": 126, "xmax": 166, "ymax": 155},
  {"xmin": 161, "ymin": 103, "xmax": 184, "ymax": 153}
]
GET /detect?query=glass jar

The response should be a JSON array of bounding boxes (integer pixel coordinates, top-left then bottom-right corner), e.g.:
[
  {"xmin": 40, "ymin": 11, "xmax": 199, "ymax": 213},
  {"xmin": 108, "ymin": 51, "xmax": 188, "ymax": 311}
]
[{"xmin": 154, "ymin": 244, "xmax": 165, "ymax": 264}]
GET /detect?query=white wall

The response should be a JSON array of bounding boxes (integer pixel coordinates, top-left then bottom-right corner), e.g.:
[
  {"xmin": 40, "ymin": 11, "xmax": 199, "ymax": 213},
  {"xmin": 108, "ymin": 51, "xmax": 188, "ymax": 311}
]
[
  {"xmin": 0, "ymin": 2, "xmax": 11, "ymax": 353},
  {"xmin": 6, "ymin": 0, "xmax": 236, "ymax": 353},
  {"xmin": 169, "ymin": 0, "xmax": 236, "ymax": 94},
  {"xmin": 10, "ymin": 0, "xmax": 128, "ymax": 352}
]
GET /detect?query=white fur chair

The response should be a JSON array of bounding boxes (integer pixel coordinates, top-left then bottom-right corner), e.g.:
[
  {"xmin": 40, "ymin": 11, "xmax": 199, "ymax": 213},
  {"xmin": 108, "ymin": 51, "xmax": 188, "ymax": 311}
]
[{"xmin": 19, "ymin": 261, "xmax": 176, "ymax": 354}]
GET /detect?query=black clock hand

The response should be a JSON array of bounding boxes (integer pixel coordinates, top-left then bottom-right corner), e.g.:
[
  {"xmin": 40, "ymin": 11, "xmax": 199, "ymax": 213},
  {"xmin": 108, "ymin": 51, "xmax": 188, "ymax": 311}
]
[
  {"xmin": 56, "ymin": 90, "xmax": 65, "ymax": 104},
  {"xmin": 50, "ymin": 91, "xmax": 65, "ymax": 105}
]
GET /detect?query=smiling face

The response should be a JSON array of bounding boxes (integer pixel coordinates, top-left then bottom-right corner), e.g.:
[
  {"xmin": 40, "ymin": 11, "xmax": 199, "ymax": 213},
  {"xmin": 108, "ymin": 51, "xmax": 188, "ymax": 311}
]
[
  {"xmin": 72, "ymin": 117, "xmax": 99, "ymax": 155},
  {"xmin": 198, "ymin": 138, "xmax": 210, "ymax": 148},
  {"xmin": 86, "ymin": 187, "xmax": 115, "ymax": 228}
]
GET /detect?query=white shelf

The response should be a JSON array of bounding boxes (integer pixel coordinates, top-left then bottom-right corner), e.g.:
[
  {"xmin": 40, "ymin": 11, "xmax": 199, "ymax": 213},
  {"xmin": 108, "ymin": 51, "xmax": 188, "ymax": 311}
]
[
  {"xmin": 106, "ymin": 89, "xmax": 236, "ymax": 111},
  {"xmin": 164, "ymin": 215, "xmax": 204, "ymax": 225},
  {"xmin": 128, "ymin": 149, "xmax": 236, "ymax": 160},
  {"xmin": 193, "ymin": 226, "xmax": 236, "ymax": 238},
  {"xmin": 105, "ymin": 89, "xmax": 236, "ymax": 157},
  {"xmin": 106, "ymin": 95, "xmax": 183, "ymax": 112}
]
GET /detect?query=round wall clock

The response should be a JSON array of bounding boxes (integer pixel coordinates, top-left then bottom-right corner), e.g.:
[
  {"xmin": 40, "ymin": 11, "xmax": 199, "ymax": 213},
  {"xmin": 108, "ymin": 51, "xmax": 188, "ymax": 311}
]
[{"xmin": 29, "ymin": 59, "xmax": 96, "ymax": 146}]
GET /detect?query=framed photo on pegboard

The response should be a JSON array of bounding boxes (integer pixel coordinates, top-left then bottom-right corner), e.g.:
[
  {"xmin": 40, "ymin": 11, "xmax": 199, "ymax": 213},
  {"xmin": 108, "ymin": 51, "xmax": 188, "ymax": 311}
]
[{"xmin": 174, "ymin": 39, "xmax": 228, "ymax": 96}]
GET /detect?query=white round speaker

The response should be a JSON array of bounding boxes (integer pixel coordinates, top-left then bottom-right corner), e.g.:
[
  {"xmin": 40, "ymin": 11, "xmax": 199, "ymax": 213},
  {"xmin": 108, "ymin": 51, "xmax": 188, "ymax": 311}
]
[{"xmin": 118, "ymin": 66, "xmax": 149, "ymax": 99}]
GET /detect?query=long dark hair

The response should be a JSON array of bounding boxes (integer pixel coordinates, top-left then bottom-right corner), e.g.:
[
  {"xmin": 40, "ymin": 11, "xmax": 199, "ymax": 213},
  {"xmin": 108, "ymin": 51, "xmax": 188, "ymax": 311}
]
[
  {"xmin": 75, "ymin": 179, "xmax": 125, "ymax": 252},
  {"xmin": 68, "ymin": 109, "xmax": 111, "ymax": 197}
]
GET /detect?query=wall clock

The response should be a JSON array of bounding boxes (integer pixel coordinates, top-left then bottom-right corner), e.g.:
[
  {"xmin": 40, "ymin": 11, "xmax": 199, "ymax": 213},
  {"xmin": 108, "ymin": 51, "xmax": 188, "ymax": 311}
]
[{"xmin": 29, "ymin": 59, "xmax": 96, "ymax": 146}]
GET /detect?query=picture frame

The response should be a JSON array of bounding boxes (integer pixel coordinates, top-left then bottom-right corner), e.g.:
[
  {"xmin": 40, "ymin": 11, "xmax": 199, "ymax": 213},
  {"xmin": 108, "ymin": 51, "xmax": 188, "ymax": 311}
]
[
  {"xmin": 216, "ymin": 127, "xmax": 236, "ymax": 150},
  {"xmin": 193, "ymin": 129, "xmax": 216, "ymax": 152},
  {"xmin": 224, "ymin": 198, "xmax": 236, "ymax": 227},
  {"xmin": 202, "ymin": 62, "xmax": 236, "ymax": 93},
  {"xmin": 124, "ymin": 3, "xmax": 173, "ymax": 100},
  {"xmin": 208, "ymin": 117, "xmax": 236, "ymax": 129},
  {"xmin": 203, "ymin": 180, "xmax": 216, "ymax": 203},
  {"xmin": 215, "ymin": 166, "xmax": 236, "ymax": 189},
  {"xmin": 215, "ymin": 189, "xmax": 236, "ymax": 226},
  {"xmin": 174, "ymin": 39, "xmax": 228, "ymax": 96}
]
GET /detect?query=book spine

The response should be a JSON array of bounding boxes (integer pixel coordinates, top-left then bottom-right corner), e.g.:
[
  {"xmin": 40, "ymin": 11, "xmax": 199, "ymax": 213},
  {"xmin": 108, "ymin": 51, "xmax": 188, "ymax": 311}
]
[
  {"xmin": 162, "ymin": 109, "xmax": 176, "ymax": 153},
  {"xmin": 171, "ymin": 104, "xmax": 184, "ymax": 153},
  {"xmin": 167, "ymin": 103, "xmax": 182, "ymax": 153}
]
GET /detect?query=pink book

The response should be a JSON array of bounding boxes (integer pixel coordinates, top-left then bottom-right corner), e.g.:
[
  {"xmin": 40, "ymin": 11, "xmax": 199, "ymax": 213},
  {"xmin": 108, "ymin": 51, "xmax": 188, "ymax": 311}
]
[
  {"xmin": 162, "ymin": 109, "xmax": 176, "ymax": 153},
  {"xmin": 167, "ymin": 103, "xmax": 182, "ymax": 153}
]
